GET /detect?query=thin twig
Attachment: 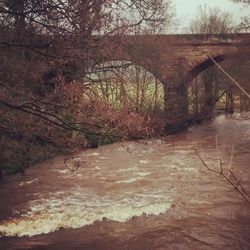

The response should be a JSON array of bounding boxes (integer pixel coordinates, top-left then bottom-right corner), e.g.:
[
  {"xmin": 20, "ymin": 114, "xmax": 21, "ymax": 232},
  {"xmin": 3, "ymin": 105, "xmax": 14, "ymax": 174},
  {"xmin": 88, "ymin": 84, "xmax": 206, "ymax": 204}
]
[
  {"xmin": 194, "ymin": 149, "xmax": 220, "ymax": 174},
  {"xmin": 215, "ymin": 136, "xmax": 221, "ymax": 170},
  {"xmin": 227, "ymin": 144, "xmax": 234, "ymax": 178},
  {"xmin": 194, "ymin": 146, "xmax": 250, "ymax": 204}
]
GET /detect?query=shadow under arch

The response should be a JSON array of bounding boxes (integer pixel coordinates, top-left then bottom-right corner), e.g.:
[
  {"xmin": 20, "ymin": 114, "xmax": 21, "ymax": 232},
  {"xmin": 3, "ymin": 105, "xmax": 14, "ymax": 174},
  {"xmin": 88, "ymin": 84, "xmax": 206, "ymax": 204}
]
[
  {"xmin": 189, "ymin": 55, "xmax": 225, "ymax": 82},
  {"xmin": 186, "ymin": 54, "xmax": 244, "ymax": 119}
]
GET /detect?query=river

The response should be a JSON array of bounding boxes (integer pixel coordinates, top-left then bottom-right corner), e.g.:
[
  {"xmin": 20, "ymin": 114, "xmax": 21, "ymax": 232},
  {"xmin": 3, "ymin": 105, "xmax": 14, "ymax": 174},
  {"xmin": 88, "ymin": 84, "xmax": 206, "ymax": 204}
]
[{"xmin": 0, "ymin": 114, "xmax": 250, "ymax": 250}]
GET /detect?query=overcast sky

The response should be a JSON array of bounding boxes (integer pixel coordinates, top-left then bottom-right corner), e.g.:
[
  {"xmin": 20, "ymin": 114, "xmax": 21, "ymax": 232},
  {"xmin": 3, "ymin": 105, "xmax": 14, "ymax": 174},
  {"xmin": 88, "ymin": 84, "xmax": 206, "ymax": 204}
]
[{"xmin": 174, "ymin": 0, "xmax": 250, "ymax": 32}]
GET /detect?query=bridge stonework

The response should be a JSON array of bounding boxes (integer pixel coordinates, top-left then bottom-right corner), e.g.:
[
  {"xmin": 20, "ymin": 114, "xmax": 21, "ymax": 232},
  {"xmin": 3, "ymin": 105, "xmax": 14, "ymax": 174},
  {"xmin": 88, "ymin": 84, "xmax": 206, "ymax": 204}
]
[{"xmin": 100, "ymin": 34, "xmax": 250, "ymax": 131}]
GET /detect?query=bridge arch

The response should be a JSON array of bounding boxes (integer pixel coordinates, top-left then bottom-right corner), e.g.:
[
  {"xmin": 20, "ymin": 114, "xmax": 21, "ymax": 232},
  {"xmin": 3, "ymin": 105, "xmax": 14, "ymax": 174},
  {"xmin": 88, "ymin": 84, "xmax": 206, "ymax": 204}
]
[
  {"xmin": 44, "ymin": 33, "xmax": 250, "ymax": 132},
  {"xmin": 85, "ymin": 60, "xmax": 165, "ymax": 113},
  {"xmin": 187, "ymin": 55, "xmax": 225, "ymax": 118},
  {"xmin": 91, "ymin": 59, "xmax": 163, "ymax": 83},
  {"xmin": 189, "ymin": 55, "xmax": 225, "ymax": 81}
]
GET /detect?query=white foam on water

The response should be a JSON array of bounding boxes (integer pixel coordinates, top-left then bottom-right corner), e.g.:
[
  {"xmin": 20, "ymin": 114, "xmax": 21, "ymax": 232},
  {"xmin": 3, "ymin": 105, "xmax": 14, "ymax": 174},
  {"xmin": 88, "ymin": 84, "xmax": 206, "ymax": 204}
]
[
  {"xmin": 19, "ymin": 178, "xmax": 39, "ymax": 186},
  {"xmin": 137, "ymin": 172, "xmax": 151, "ymax": 177},
  {"xmin": 73, "ymin": 158, "xmax": 81, "ymax": 161},
  {"xmin": 80, "ymin": 152, "xmax": 100, "ymax": 157},
  {"xmin": 182, "ymin": 166, "xmax": 198, "ymax": 172},
  {"xmin": 117, "ymin": 166, "xmax": 138, "ymax": 172},
  {"xmin": 100, "ymin": 156, "xmax": 109, "ymax": 160},
  {"xmin": 139, "ymin": 160, "xmax": 148, "ymax": 164},
  {"xmin": 0, "ymin": 189, "xmax": 172, "ymax": 237},
  {"xmin": 115, "ymin": 177, "xmax": 142, "ymax": 184},
  {"xmin": 53, "ymin": 169, "xmax": 70, "ymax": 174}
]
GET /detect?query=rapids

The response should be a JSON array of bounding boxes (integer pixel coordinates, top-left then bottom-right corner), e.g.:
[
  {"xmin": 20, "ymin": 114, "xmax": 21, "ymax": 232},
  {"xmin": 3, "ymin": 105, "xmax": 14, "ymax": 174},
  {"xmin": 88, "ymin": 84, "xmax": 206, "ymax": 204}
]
[{"xmin": 1, "ymin": 114, "xmax": 250, "ymax": 249}]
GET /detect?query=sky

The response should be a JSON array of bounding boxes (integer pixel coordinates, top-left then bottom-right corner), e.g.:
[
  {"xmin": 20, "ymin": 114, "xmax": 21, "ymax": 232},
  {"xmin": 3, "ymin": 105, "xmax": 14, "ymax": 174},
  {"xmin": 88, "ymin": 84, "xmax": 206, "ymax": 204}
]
[{"xmin": 174, "ymin": 0, "xmax": 250, "ymax": 32}]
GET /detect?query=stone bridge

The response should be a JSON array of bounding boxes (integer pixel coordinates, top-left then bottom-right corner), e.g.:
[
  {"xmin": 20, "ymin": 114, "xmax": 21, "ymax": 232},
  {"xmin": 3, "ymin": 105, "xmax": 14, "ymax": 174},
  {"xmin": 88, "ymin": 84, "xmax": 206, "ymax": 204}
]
[
  {"xmin": 98, "ymin": 33, "xmax": 250, "ymax": 130},
  {"xmin": 70, "ymin": 33, "xmax": 249, "ymax": 131}
]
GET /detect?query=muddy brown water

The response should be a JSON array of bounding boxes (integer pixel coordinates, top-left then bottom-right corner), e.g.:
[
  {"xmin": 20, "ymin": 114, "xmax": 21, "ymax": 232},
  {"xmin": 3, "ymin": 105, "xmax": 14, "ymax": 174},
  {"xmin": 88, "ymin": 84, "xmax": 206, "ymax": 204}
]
[{"xmin": 0, "ymin": 114, "xmax": 250, "ymax": 250}]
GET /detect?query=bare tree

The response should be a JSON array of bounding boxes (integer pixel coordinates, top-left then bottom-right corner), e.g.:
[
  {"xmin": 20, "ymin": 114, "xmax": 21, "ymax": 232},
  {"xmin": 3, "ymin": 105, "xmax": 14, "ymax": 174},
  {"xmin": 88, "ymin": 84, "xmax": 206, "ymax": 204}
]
[
  {"xmin": 232, "ymin": 0, "xmax": 250, "ymax": 32},
  {"xmin": 189, "ymin": 5, "xmax": 234, "ymax": 34},
  {"xmin": 188, "ymin": 5, "xmax": 235, "ymax": 117},
  {"xmin": 232, "ymin": 0, "xmax": 250, "ymax": 4},
  {"xmin": 0, "ymin": 0, "xmax": 174, "ymax": 175}
]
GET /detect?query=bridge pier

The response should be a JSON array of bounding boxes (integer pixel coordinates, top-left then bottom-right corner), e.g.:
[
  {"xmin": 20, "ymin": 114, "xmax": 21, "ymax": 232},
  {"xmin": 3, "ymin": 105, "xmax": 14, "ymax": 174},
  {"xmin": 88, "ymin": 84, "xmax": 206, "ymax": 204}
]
[{"xmin": 164, "ymin": 82, "xmax": 189, "ymax": 133}]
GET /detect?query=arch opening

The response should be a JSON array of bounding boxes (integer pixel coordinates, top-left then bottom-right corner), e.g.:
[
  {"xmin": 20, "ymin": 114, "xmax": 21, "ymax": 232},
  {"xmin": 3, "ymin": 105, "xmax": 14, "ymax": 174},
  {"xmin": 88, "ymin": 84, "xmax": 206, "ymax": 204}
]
[
  {"xmin": 84, "ymin": 60, "xmax": 165, "ymax": 114},
  {"xmin": 188, "ymin": 56, "xmax": 250, "ymax": 119},
  {"xmin": 80, "ymin": 60, "xmax": 167, "ymax": 139}
]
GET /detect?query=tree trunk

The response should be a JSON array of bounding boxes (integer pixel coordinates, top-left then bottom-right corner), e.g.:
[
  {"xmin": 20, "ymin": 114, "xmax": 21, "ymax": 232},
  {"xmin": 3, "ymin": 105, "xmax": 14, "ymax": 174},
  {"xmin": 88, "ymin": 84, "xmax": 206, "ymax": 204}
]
[
  {"xmin": 203, "ymin": 78, "xmax": 214, "ymax": 117},
  {"xmin": 226, "ymin": 87, "xmax": 234, "ymax": 113},
  {"xmin": 12, "ymin": 0, "xmax": 26, "ymax": 43}
]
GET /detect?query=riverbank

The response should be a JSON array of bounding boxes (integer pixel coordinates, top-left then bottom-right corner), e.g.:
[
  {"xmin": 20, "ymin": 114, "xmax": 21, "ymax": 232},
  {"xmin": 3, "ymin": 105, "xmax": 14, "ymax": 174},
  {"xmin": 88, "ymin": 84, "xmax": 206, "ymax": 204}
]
[{"xmin": 0, "ymin": 102, "xmax": 165, "ymax": 178}]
